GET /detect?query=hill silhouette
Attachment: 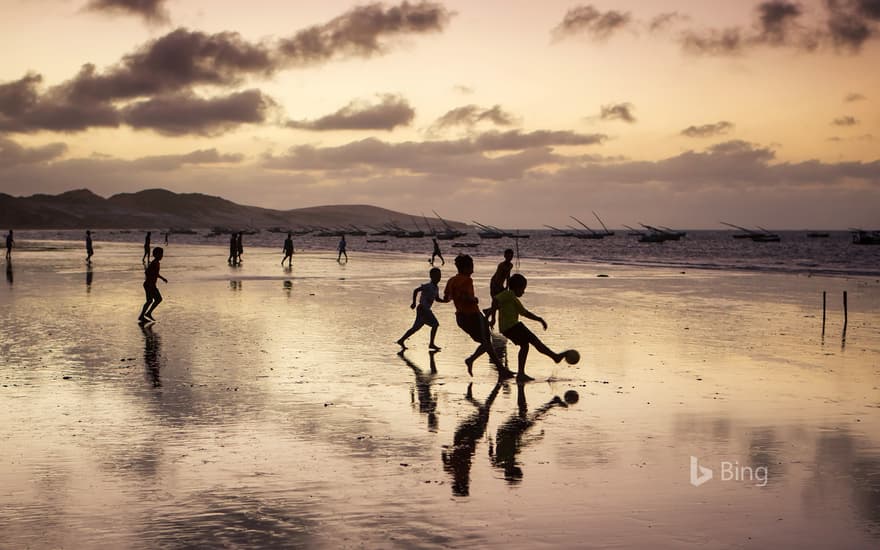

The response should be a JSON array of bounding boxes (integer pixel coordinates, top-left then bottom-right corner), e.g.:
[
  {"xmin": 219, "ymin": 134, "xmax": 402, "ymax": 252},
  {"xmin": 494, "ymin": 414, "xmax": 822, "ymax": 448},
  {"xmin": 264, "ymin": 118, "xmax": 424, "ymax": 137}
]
[{"xmin": 0, "ymin": 188, "xmax": 467, "ymax": 230}]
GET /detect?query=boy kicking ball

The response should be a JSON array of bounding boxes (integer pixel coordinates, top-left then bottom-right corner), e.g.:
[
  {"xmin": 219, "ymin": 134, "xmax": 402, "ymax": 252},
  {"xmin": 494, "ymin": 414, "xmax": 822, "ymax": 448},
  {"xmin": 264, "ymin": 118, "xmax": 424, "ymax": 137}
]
[{"xmin": 491, "ymin": 273, "xmax": 577, "ymax": 382}]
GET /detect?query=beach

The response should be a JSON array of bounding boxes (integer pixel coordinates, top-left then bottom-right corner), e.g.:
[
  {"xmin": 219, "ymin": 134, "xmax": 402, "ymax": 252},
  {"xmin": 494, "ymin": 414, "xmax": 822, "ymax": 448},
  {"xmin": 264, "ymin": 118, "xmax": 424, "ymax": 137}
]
[{"xmin": 1, "ymin": 240, "xmax": 879, "ymax": 549}]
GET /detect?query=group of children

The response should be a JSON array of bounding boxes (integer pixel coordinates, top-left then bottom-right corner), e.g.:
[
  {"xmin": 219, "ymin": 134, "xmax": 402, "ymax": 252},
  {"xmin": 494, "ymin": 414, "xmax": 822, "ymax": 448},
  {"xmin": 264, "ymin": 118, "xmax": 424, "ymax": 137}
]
[{"xmin": 397, "ymin": 248, "xmax": 574, "ymax": 382}]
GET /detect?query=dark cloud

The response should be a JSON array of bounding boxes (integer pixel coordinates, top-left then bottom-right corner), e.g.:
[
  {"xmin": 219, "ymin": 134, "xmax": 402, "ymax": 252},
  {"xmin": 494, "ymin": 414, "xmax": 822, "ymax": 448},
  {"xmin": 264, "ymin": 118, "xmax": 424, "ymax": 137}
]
[
  {"xmin": 85, "ymin": 0, "xmax": 171, "ymax": 24},
  {"xmin": 278, "ymin": 1, "xmax": 453, "ymax": 63},
  {"xmin": 287, "ymin": 94, "xmax": 414, "ymax": 131},
  {"xmin": 681, "ymin": 0, "xmax": 879, "ymax": 55},
  {"xmin": 681, "ymin": 121, "xmax": 735, "ymax": 138},
  {"xmin": 825, "ymin": 0, "xmax": 880, "ymax": 51},
  {"xmin": 756, "ymin": 1, "xmax": 804, "ymax": 45},
  {"xmin": 131, "ymin": 148, "xmax": 245, "ymax": 170},
  {"xmin": 599, "ymin": 103, "xmax": 636, "ymax": 123},
  {"xmin": 649, "ymin": 12, "xmax": 689, "ymax": 32},
  {"xmin": 430, "ymin": 104, "xmax": 517, "ymax": 132},
  {"xmin": 473, "ymin": 129, "xmax": 605, "ymax": 150},
  {"xmin": 0, "ymin": 73, "xmax": 121, "ymax": 132},
  {"xmin": 832, "ymin": 115, "xmax": 859, "ymax": 125},
  {"xmin": 553, "ymin": 5, "xmax": 633, "ymax": 41},
  {"xmin": 0, "ymin": 3, "xmax": 452, "ymax": 135},
  {"xmin": 0, "ymin": 137, "xmax": 67, "ymax": 168},
  {"xmin": 845, "ymin": 92, "xmax": 867, "ymax": 101},
  {"xmin": 122, "ymin": 89, "xmax": 275, "ymax": 136}
]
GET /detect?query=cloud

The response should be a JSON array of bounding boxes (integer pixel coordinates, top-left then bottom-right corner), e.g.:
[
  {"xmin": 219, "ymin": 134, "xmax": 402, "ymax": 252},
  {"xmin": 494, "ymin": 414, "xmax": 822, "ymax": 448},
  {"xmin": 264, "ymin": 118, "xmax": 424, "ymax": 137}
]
[
  {"xmin": 599, "ymin": 103, "xmax": 636, "ymax": 123},
  {"xmin": 825, "ymin": 0, "xmax": 880, "ymax": 52},
  {"xmin": 552, "ymin": 5, "xmax": 633, "ymax": 41},
  {"xmin": 681, "ymin": 0, "xmax": 879, "ymax": 55},
  {"xmin": 453, "ymin": 84, "xmax": 474, "ymax": 94},
  {"xmin": 832, "ymin": 115, "xmax": 859, "ymax": 125},
  {"xmin": 122, "ymin": 89, "xmax": 276, "ymax": 136},
  {"xmin": 0, "ymin": 74, "xmax": 121, "ymax": 132},
  {"xmin": 277, "ymin": 1, "xmax": 453, "ymax": 63},
  {"xmin": 681, "ymin": 121, "xmax": 735, "ymax": 138},
  {"xmin": 649, "ymin": 12, "xmax": 689, "ymax": 32},
  {"xmin": 0, "ymin": 2, "xmax": 452, "ymax": 135},
  {"xmin": 755, "ymin": 0, "xmax": 804, "ymax": 45},
  {"xmin": 0, "ymin": 137, "xmax": 67, "ymax": 168},
  {"xmin": 287, "ymin": 94, "xmax": 414, "ymax": 131},
  {"xmin": 130, "ymin": 148, "xmax": 245, "ymax": 170},
  {"xmin": 680, "ymin": 27, "xmax": 747, "ymax": 55},
  {"xmin": 429, "ymin": 104, "xmax": 517, "ymax": 132},
  {"xmin": 263, "ymin": 129, "xmax": 606, "ymax": 179},
  {"xmin": 85, "ymin": 0, "xmax": 171, "ymax": 24},
  {"xmin": 845, "ymin": 92, "xmax": 867, "ymax": 101}
]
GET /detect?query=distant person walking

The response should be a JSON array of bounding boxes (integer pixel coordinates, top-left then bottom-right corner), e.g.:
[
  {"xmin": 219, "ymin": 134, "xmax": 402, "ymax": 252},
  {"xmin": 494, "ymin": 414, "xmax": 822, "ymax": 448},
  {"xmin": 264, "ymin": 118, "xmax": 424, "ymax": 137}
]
[
  {"xmin": 85, "ymin": 230, "xmax": 94, "ymax": 264},
  {"xmin": 337, "ymin": 235, "xmax": 348, "ymax": 262},
  {"xmin": 397, "ymin": 267, "xmax": 448, "ymax": 351},
  {"xmin": 164, "ymin": 232, "xmax": 169, "ymax": 245},
  {"xmin": 227, "ymin": 233, "xmax": 237, "ymax": 265},
  {"xmin": 431, "ymin": 238, "xmax": 444, "ymax": 266},
  {"xmin": 490, "ymin": 274, "xmax": 566, "ymax": 382},
  {"xmin": 142, "ymin": 231, "xmax": 151, "ymax": 263},
  {"xmin": 139, "ymin": 247, "xmax": 167, "ymax": 323},
  {"xmin": 443, "ymin": 254, "xmax": 510, "ymax": 378},
  {"xmin": 237, "ymin": 232, "xmax": 244, "ymax": 264},
  {"xmin": 282, "ymin": 232, "xmax": 295, "ymax": 267},
  {"xmin": 5, "ymin": 230, "xmax": 13, "ymax": 260},
  {"xmin": 485, "ymin": 248, "xmax": 514, "ymax": 324}
]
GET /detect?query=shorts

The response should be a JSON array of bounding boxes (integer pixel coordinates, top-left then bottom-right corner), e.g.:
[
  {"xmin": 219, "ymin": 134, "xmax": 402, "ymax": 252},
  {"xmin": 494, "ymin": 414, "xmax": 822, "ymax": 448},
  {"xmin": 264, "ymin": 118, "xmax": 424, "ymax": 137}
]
[
  {"xmin": 143, "ymin": 282, "xmax": 162, "ymax": 302},
  {"xmin": 501, "ymin": 322, "xmax": 533, "ymax": 346},
  {"xmin": 411, "ymin": 306, "xmax": 439, "ymax": 330},
  {"xmin": 456, "ymin": 312, "xmax": 486, "ymax": 343}
]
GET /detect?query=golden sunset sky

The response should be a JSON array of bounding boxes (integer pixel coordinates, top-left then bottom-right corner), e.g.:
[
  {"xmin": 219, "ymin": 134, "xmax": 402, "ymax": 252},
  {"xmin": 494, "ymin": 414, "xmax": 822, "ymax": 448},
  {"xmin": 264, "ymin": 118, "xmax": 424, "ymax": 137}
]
[{"xmin": 1, "ymin": 0, "xmax": 878, "ymax": 227}]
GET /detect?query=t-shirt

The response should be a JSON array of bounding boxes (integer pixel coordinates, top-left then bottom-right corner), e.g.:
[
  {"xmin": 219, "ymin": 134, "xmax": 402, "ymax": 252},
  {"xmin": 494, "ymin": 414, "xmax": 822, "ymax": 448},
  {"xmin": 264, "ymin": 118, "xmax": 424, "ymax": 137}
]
[
  {"xmin": 145, "ymin": 259, "xmax": 161, "ymax": 286},
  {"xmin": 6, "ymin": 234, "xmax": 12, "ymax": 249},
  {"xmin": 495, "ymin": 289, "xmax": 526, "ymax": 333},
  {"xmin": 444, "ymin": 274, "xmax": 479, "ymax": 314},
  {"xmin": 284, "ymin": 238, "xmax": 293, "ymax": 253},
  {"xmin": 418, "ymin": 282, "xmax": 439, "ymax": 310},
  {"xmin": 86, "ymin": 236, "xmax": 93, "ymax": 253},
  {"xmin": 490, "ymin": 261, "xmax": 513, "ymax": 296}
]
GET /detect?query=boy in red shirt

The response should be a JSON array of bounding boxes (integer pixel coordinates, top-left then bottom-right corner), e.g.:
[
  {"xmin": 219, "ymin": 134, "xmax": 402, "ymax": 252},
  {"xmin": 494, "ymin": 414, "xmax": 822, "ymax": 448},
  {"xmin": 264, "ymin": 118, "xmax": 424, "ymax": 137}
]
[
  {"xmin": 443, "ymin": 254, "xmax": 512, "ymax": 378},
  {"xmin": 139, "ymin": 247, "xmax": 168, "ymax": 323}
]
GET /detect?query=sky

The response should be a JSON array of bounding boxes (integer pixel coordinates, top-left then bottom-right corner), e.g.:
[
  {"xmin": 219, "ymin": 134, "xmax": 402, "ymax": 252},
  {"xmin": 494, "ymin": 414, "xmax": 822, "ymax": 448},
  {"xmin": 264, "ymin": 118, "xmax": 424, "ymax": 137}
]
[{"xmin": 0, "ymin": 0, "xmax": 878, "ymax": 229}]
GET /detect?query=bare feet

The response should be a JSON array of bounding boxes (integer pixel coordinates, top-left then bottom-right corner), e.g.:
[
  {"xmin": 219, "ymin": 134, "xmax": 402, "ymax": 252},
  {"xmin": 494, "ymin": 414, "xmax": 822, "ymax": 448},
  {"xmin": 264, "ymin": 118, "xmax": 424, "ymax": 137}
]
[
  {"xmin": 553, "ymin": 353, "xmax": 564, "ymax": 364},
  {"xmin": 516, "ymin": 372, "xmax": 535, "ymax": 383},
  {"xmin": 465, "ymin": 357, "xmax": 475, "ymax": 376},
  {"xmin": 429, "ymin": 344, "xmax": 442, "ymax": 351},
  {"xmin": 396, "ymin": 339, "xmax": 407, "ymax": 350},
  {"xmin": 497, "ymin": 368, "xmax": 515, "ymax": 380}
]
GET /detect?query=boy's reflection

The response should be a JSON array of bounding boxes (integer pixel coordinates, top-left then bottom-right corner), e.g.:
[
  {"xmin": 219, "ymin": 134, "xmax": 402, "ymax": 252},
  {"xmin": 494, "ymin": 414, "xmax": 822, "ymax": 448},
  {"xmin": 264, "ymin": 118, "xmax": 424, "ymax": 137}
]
[
  {"xmin": 86, "ymin": 264, "xmax": 93, "ymax": 291},
  {"xmin": 142, "ymin": 324, "xmax": 162, "ymax": 388},
  {"xmin": 5, "ymin": 261, "xmax": 12, "ymax": 285},
  {"xmin": 490, "ymin": 384, "xmax": 579, "ymax": 484},
  {"xmin": 397, "ymin": 349, "xmax": 439, "ymax": 432},
  {"xmin": 442, "ymin": 382, "xmax": 503, "ymax": 497}
]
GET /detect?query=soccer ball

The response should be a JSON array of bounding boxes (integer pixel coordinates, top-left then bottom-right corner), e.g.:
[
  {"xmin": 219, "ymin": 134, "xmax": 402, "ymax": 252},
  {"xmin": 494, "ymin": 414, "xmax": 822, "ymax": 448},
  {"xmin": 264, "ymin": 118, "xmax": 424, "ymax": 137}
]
[{"xmin": 564, "ymin": 349, "xmax": 580, "ymax": 365}]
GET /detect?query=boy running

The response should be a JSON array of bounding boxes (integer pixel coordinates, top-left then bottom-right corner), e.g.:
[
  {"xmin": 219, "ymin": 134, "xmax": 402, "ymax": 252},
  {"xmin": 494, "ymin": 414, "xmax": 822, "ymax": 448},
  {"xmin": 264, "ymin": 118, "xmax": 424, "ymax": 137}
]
[
  {"xmin": 444, "ymin": 254, "xmax": 511, "ymax": 378},
  {"xmin": 139, "ymin": 247, "xmax": 168, "ymax": 323},
  {"xmin": 397, "ymin": 267, "xmax": 448, "ymax": 350},
  {"xmin": 282, "ymin": 232, "xmax": 294, "ymax": 267}
]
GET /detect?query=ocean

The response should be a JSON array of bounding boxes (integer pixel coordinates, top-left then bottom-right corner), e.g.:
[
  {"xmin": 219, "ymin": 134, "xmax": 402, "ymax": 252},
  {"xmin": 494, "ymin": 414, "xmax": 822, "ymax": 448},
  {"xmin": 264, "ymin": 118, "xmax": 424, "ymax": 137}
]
[{"xmin": 11, "ymin": 229, "xmax": 880, "ymax": 278}]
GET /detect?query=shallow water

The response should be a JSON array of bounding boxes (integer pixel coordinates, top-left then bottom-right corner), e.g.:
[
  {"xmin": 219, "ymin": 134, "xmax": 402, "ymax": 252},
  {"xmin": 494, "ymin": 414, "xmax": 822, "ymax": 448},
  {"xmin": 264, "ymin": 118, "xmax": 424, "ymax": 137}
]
[{"xmin": 1, "ymin": 242, "xmax": 879, "ymax": 549}]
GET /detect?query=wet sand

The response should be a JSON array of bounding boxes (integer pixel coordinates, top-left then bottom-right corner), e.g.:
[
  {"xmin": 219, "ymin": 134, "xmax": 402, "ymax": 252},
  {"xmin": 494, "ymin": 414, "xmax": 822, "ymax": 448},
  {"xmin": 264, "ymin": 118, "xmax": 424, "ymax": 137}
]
[{"xmin": 1, "ymin": 241, "xmax": 879, "ymax": 549}]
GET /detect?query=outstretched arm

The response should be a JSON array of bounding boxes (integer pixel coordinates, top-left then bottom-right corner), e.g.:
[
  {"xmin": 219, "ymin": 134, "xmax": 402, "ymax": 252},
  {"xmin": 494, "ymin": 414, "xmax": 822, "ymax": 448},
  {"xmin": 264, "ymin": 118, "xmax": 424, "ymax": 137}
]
[{"xmin": 521, "ymin": 308, "xmax": 547, "ymax": 330}]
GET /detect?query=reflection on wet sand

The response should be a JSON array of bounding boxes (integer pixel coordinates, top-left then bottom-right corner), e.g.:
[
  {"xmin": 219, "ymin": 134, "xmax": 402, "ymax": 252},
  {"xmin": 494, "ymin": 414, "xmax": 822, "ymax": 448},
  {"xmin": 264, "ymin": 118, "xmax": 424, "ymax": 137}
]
[
  {"xmin": 442, "ymin": 382, "xmax": 502, "ymax": 497},
  {"xmin": 490, "ymin": 384, "xmax": 578, "ymax": 484},
  {"xmin": 86, "ymin": 264, "xmax": 93, "ymax": 291},
  {"xmin": 398, "ymin": 349, "xmax": 439, "ymax": 432},
  {"xmin": 142, "ymin": 324, "xmax": 161, "ymax": 388},
  {"xmin": 5, "ymin": 260, "xmax": 11, "ymax": 285}
]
